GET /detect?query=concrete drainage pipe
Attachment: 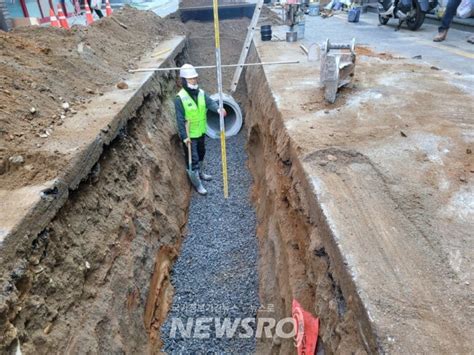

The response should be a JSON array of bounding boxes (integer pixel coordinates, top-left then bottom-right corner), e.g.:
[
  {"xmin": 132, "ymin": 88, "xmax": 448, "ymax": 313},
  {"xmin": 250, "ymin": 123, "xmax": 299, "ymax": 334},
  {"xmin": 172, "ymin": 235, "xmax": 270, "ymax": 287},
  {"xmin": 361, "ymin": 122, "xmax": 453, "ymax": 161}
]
[{"xmin": 206, "ymin": 93, "xmax": 243, "ymax": 139}]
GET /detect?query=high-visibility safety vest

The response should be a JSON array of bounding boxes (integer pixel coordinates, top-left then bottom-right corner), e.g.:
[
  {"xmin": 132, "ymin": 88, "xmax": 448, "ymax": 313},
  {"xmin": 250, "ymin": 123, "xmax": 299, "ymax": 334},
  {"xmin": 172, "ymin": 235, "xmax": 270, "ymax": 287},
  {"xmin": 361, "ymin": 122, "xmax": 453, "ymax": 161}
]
[{"xmin": 178, "ymin": 88, "xmax": 207, "ymax": 138}]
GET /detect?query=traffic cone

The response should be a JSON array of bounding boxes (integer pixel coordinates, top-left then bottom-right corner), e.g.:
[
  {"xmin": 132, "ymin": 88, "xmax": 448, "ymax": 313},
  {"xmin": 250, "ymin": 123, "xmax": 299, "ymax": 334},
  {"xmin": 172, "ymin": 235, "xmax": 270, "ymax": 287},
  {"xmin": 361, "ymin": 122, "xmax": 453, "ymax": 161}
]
[
  {"xmin": 56, "ymin": 3, "xmax": 70, "ymax": 29},
  {"xmin": 105, "ymin": 0, "xmax": 112, "ymax": 16},
  {"xmin": 84, "ymin": 1, "xmax": 94, "ymax": 25},
  {"xmin": 49, "ymin": 8, "xmax": 60, "ymax": 28}
]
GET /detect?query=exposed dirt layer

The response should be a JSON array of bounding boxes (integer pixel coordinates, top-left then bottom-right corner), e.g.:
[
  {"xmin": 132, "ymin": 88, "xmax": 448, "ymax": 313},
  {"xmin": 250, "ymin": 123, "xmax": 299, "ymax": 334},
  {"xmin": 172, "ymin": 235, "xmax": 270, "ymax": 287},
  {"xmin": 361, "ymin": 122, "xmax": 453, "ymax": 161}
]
[
  {"xmin": 259, "ymin": 4, "xmax": 285, "ymax": 26},
  {"xmin": 246, "ymin": 58, "xmax": 368, "ymax": 355},
  {"xmin": 0, "ymin": 8, "xmax": 195, "ymax": 353},
  {"xmin": 246, "ymin": 36, "xmax": 473, "ymax": 353},
  {"xmin": 356, "ymin": 46, "xmax": 400, "ymax": 60},
  {"xmin": 0, "ymin": 7, "xmax": 184, "ymax": 189},
  {"xmin": 0, "ymin": 74, "xmax": 190, "ymax": 353}
]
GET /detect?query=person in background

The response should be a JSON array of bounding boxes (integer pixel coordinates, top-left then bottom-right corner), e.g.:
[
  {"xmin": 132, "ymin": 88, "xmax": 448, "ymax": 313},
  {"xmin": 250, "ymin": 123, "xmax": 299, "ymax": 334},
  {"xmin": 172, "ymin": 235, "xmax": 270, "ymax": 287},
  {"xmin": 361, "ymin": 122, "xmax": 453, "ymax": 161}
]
[
  {"xmin": 175, "ymin": 64, "xmax": 227, "ymax": 195},
  {"xmin": 434, "ymin": 0, "xmax": 474, "ymax": 43},
  {"xmin": 88, "ymin": 0, "xmax": 104, "ymax": 18}
]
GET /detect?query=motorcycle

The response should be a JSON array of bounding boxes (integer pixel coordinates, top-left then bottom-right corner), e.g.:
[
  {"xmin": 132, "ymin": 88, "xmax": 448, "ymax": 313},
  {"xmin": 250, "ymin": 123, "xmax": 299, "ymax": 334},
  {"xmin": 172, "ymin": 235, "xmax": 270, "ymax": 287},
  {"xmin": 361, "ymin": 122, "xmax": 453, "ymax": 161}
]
[{"xmin": 378, "ymin": 0, "xmax": 438, "ymax": 31}]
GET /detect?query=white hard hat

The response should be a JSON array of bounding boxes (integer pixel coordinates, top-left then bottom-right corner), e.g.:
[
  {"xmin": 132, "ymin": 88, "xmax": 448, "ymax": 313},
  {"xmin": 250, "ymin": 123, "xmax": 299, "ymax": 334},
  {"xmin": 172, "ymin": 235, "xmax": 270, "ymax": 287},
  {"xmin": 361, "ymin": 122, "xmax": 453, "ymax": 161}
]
[{"xmin": 180, "ymin": 64, "xmax": 198, "ymax": 79}]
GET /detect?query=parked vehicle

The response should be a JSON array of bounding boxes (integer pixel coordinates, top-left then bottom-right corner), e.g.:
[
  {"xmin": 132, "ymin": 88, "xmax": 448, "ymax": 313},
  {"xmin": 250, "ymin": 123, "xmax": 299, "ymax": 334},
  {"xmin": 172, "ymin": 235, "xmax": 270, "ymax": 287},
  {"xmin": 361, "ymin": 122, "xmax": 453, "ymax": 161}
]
[{"xmin": 378, "ymin": 0, "xmax": 438, "ymax": 30}]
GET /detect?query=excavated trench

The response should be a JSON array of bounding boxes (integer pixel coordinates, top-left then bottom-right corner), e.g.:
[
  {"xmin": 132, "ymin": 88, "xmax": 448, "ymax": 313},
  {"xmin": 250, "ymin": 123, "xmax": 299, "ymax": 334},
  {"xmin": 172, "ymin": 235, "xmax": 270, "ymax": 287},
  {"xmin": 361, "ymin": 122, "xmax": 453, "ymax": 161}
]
[
  {"xmin": 0, "ymin": 17, "xmax": 370, "ymax": 355},
  {"xmin": 152, "ymin": 14, "xmax": 369, "ymax": 353}
]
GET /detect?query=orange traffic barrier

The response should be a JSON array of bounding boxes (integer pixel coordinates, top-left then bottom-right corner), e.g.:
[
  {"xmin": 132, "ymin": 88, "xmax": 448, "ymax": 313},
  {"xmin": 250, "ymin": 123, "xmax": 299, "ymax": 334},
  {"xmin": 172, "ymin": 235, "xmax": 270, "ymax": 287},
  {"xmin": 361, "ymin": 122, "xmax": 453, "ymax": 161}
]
[
  {"xmin": 56, "ymin": 3, "xmax": 70, "ymax": 29},
  {"xmin": 84, "ymin": 1, "xmax": 94, "ymax": 25},
  {"xmin": 105, "ymin": 0, "xmax": 113, "ymax": 16},
  {"xmin": 49, "ymin": 8, "xmax": 60, "ymax": 28}
]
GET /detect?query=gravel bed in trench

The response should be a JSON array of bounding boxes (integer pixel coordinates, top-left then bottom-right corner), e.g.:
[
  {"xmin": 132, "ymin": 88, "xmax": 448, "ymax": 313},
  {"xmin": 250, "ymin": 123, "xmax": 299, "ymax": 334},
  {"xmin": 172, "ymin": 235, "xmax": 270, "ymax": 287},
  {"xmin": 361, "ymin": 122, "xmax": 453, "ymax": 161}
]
[{"xmin": 161, "ymin": 129, "xmax": 260, "ymax": 353}]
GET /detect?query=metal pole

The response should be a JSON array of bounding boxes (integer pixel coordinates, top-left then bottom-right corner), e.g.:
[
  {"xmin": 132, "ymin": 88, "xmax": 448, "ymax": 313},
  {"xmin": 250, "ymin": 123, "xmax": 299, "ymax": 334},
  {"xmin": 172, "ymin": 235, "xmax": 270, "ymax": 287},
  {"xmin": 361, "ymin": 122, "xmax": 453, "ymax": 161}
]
[
  {"xmin": 129, "ymin": 60, "xmax": 300, "ymax": 73},
  {"xmin": 212, "ymin": 0, "xmax": 229, "ymax": 199}
]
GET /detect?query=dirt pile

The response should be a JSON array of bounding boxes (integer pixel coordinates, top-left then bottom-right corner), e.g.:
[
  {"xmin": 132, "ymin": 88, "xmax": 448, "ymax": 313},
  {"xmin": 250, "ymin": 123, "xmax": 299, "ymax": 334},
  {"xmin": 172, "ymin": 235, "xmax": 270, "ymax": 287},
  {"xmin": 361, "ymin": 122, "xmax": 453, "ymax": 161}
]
[
  {"xmin": 0, "ymin": 7, "xmax": 184, "ymax": 187},
  {"xmin": 356, "ymin": 46, "xmax": 399, "ymax": 60},
  {"xmin": 259, "ymin": 4, "xmax": 285, "ymax": 26}
]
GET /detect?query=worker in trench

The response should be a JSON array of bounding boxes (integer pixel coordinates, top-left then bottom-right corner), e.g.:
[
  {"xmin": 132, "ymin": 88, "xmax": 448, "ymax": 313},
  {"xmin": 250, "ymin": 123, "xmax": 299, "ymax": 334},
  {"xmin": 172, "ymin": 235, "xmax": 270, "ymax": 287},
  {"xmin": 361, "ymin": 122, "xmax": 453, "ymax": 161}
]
[{"xmin": 175, "ymin": 64, "xmax": 227, "ymax": 195}]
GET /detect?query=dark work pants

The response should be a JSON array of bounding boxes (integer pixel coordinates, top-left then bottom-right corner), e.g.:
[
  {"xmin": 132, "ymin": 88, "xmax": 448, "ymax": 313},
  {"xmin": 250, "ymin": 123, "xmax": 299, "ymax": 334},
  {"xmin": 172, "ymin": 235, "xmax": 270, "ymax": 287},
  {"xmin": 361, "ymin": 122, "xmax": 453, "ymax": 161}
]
[
  {"xmin": 183, "ymin": 135, "xmax": 206, "ymax": 171},
  {"xmin": 87, "ymin": 0, "xmax": 104, "ymax": 18},
  {"xmin": 439, "ymin": 0, "xmax": 461, "ymax": 31}
]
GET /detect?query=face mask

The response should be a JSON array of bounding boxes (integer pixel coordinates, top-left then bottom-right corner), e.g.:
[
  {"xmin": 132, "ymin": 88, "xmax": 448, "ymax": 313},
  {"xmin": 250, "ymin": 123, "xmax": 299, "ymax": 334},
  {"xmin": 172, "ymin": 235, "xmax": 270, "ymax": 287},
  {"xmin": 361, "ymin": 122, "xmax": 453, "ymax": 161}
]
[{"xmin": 188, "ymin": 83, "xmax": 199, "ymax": 90}]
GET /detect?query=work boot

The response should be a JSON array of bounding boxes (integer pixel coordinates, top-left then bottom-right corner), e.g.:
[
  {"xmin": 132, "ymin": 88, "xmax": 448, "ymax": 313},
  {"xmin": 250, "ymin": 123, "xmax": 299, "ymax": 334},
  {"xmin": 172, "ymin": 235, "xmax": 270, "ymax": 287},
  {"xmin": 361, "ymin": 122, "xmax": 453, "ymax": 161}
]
[
  {"xmin": 199, "ymin": 162, "xmax": 212, "ymax": 181},
  {"xmin": 433, "ymin": 30, "xmax": 448, "ymax": 42},
  {"xmin": 194, "ymin": 172, "xmax": 208, "ymax": 195}
]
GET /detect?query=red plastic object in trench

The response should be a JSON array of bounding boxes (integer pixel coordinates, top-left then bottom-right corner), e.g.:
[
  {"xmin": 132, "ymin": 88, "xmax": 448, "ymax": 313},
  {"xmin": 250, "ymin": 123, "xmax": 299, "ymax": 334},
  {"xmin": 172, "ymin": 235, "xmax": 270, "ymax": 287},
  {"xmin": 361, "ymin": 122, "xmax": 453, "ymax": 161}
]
[{"xmin": 292, "ymin": 299, "xmax": 319, "ymax": 355}]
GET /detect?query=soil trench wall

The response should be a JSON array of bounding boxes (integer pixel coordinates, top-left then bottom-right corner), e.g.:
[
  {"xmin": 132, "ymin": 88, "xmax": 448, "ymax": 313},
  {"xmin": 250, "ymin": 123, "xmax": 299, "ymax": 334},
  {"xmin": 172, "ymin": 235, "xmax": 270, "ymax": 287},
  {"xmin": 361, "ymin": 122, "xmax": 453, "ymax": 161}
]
[
  {"xmin": 0, "ymin": 64, "xmax": 190, "ymax": 353},
  {"xmin": 245, "ymin": 46, "xmax": 376, "ymax": 354}
]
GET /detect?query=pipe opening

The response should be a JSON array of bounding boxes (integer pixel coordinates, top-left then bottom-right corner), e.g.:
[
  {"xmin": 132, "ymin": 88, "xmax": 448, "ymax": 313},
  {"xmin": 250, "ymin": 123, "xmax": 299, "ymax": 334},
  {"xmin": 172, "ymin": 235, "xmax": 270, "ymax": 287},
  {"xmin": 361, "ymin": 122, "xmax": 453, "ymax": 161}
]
[
  {"xmin": 207, "ymin": 103, "xmax": 236, "ymax": 135},
  {"xmin": 206, "ymin": 93, "xmax": 243, "ymax": 139}
]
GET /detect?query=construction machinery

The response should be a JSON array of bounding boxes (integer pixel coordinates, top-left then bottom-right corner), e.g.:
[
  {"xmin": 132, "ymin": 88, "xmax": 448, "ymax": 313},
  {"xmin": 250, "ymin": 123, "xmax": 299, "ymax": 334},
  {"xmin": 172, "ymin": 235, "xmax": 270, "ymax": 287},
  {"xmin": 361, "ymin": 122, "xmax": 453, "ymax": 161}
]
[{"xmin": 320, "ymin": 38, "xmax": 356, "ymax": 103}]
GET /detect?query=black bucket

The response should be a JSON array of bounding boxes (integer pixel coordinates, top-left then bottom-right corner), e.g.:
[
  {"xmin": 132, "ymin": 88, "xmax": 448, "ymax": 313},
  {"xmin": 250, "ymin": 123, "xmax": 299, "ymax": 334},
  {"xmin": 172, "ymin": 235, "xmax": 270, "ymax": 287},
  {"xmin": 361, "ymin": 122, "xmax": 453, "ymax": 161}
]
[{"xmin": 261, "ymin": 25, "xmax": 272, "ymax": 41}]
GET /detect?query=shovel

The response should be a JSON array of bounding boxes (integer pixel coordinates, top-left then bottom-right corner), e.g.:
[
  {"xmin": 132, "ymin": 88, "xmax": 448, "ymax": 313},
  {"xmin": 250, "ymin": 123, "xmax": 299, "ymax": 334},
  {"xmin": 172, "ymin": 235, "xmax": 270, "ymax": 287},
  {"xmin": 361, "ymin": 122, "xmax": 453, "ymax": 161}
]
[{"xmin": 185, "ymin": 123, "xmax": 201, "ymax": 189}]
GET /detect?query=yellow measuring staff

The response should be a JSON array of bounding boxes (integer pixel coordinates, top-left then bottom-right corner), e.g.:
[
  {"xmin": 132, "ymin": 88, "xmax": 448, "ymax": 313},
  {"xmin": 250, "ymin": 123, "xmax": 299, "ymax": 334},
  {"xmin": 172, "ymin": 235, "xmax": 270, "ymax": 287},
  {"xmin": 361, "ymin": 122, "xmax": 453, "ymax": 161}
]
[{"xmin": 212, "ymin": 0, "xmax": 229, "ymax": 198}]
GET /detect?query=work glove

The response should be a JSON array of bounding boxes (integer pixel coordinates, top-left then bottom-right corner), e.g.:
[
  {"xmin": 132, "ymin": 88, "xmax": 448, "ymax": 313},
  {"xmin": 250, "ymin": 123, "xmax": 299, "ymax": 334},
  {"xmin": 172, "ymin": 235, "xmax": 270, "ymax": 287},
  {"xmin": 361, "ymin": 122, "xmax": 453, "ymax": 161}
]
[{"xmin": 219, "ymin": 108, "xmax": 227, "ymax": 117}]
